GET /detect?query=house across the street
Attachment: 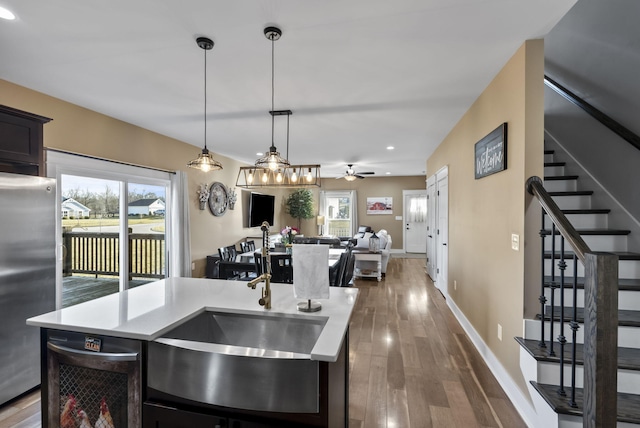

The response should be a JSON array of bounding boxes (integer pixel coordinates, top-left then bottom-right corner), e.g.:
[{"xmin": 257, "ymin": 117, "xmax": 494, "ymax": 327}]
[
  {"xmin": 61, "ymin": 197, "xmax": 91, "ymax": 219},
  {"xmin": 128, "ymin": 198, "xmax": 165, "ymax": 216}
]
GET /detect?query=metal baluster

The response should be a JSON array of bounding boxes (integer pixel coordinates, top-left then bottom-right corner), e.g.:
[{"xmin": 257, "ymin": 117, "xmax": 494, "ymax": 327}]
[
  {"xmin": 539, "ymin": 210, "xmax": 548, "ymax": 348},
  {"xmin": 569, "ymin": 253, "xmax": 579, "ymax": 408},
  {"xmin": 557, "ymin": 235, "xmax": 567, "ymax": 396},
  {"xmin": 549, "ymin": 224, "xmax": 557, "ymax": 357}
]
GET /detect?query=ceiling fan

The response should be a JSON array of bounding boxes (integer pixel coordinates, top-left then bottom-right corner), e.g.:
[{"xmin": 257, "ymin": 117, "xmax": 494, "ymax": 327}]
[{"xmin": 337, "ymin": 164, "xmax": 375, "ymax": 181}]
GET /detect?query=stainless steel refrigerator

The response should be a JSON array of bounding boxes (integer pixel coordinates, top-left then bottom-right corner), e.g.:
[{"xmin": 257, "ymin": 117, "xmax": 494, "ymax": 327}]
[{"xmin": 0, "ymin": 172, "xmax": 56, "ymax": 406}]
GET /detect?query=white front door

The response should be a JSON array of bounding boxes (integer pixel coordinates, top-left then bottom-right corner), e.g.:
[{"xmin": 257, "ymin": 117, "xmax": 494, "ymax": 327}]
[
  {"xmin": 435, "ymin": 167, "xmax": 449, "ymax": 295},
  {"xmin": 426, "ymin": 175, "xmax": 437, "ymax": 279},
  {"xmin": 403, "ymin": 190, "xmax": 427, "ymax": 253}
]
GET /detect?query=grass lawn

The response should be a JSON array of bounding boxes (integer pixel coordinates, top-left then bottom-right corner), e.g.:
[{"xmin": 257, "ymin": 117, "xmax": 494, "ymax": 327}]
[{"xmin": 62, "ymin": 217, "xmax": 165, "ymax": 228}]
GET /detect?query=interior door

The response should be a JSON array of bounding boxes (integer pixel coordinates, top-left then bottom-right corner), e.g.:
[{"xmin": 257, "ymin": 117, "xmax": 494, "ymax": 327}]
[
  {"xmin": 403, "ymin": 191, "xmax": 427, "ymax": 253},
  {"xmin": 426, "ymin": 176, "xmax": 437, "ymax": 279},
  {"xmin": 435, "ymin": 169, "xmax": 449, "ymax": 295}
]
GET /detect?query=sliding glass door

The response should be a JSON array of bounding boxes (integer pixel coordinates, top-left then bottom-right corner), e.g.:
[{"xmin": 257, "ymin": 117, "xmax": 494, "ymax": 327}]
[{"xmin": 49, "ymin": 151, "xmax": 172, "ymax": 308}]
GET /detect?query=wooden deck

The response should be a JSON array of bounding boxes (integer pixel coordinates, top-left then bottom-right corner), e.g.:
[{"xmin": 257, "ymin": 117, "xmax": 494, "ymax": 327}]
[{"xmin": 62, "ymin": 276, "xmax": 152, "ymax": 307}]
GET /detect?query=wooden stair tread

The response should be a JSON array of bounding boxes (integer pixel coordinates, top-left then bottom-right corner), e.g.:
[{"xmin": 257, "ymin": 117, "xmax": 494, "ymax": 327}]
[
  {"xmin": 516, "ymin": 337, "xmax": 640, "ymax": 371},
  {"xmin": 543, "ymin": 275, "xmax": 640, "ymax": 291},
  {"xmin": 548, "ymin": 190, "xmax": 594, "ymax": 196},
  {"xmin": 544, "ymin": 208, "xmax": 611, "ymax": 214},
  {"xmin": 544, "ymin": 175, "xmax": 579, "ymax": 180},
  {"xmin": 539, "ymin": 305, "xmax": 640, "ymax": 327},
  {"xmin": 544, "ymin": 251, "xmax": 640, "ymax": 260},
  {"xmin": 545, "ymin": 162, "xmax": 566, "ymax": 167},
  {"xmin": 531, "ymin": 382, "xmax": 640, "ymax": 424},
  {"xmin": 541, "ymin": 228, "xmax": 631, "ymax": 235}
]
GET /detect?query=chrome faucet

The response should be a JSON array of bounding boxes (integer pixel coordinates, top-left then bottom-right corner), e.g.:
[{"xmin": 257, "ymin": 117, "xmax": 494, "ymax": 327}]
[{"xmin": 247, "ymin": 221, "xmax": 272, "ymax": 309}]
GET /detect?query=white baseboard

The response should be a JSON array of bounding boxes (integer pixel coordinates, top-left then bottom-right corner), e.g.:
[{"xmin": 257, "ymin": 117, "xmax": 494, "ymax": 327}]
[{"xmin": 446, "ymin": 297, "xmax": 538, "ymax": 427}]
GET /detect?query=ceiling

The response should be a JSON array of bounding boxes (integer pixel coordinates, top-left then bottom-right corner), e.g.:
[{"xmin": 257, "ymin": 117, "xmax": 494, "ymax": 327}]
[{"xmin": 0, "ymin": 0, "xmax": 575, "ymax": 178}]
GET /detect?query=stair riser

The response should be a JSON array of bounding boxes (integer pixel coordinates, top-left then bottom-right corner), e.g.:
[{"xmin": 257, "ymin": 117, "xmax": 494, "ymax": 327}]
[
  {"xmin": 544, "ymin": 153, "xmax": 555, "ymax": 163},
  {"xmin": 545, "ymin": 179, "xmax": 578, "ymax": 192},
  {"xmin": 524, "ymin": 319, "xmax": 640, "ymax": 348},
  {"xmin": 545, "ymin": 259, "xmax": 640, "ymax": 280},
  {"xmin": 544, "ymin": 234, "xmax": 628, "ymax": 252},
  {"xmin": 551, "ymin": 195, "xmax": 592, "ymax": 210},
  {"xmin": 544, "ymin": 213, "xmax": 609, "ymax": 229},
  {"xmin": 537, "ymin": 362, "xmax": 640, "ymax": 394},
  {"xmin": 545, "ymin": 165, "xmax": 565, "ymax": 175},
  {"xmin": 556, "ymin": 415, "xmax": 639, "ymax": 428},
  {"xmin": 544, "ymin": 288, "xmax": 640, "ymax": 311}
]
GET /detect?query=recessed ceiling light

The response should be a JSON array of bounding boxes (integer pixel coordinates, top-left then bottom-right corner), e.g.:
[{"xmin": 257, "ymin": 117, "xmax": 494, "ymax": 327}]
[
  {"xmin": 256, "ymin": 152, "xmax": 263, "ymax": 156},
  {"xmin": 0, "ymin": 6, "xmax": 16, "ymax": 20},
  {"xmin": 386, "ymin": 172, "xmax": 391, "ymax": 175},
  {"xmin": 386, "ymin": 146, "xmax": 394, "ymax": 150}
]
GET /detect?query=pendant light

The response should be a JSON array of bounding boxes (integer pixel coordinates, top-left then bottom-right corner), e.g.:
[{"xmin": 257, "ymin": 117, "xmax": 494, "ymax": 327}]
[
  {"xmin": 254, "ymin": 27, "xmax": 289, "ymax": 171},
  {"xmin": 235, "ymin": 27, "xmax": 321, "ymax": 189},
  {"xmin": 187, "ymin": 36, "xmax": 223, "ymax": 172}
]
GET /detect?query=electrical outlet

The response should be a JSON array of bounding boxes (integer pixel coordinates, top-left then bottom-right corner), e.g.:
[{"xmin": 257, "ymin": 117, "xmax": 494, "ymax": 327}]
[
  {"xmin": 191, "ymin": 262, "xmax": 196, "ymax": 270},
  {"xmin": 497, "ymin": 324, "xmax": 503, "ymax": 341},
  {"xmin": 511, "ymin": 234, "xmax": 519, "ymax": 251},
  {"xmin": 454, "ymin": 280, "xmax": 457, "ymax": 290}
]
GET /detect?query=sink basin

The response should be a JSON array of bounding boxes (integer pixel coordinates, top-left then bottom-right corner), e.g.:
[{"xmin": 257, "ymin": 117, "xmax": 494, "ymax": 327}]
[
  {"xmin": 147, "ymin": 310, "xmax": 328, "ymax": 413},
  {"xmin": 158, "ymin": 310, "xmax": 326, "ymax": 356}
]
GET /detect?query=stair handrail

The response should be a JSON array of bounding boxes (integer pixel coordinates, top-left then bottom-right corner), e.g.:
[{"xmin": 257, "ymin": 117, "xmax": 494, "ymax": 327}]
[
  {"xmin": 527, "ymin": 174, "xmax": 618, "ymax": 427},
  {"xmin": 544, "ymin": 75, "xmax": 640, "ymax": 153},
  {"xmin": 526, "ymin": 176, "xmax": 590, "ymax": 262}
]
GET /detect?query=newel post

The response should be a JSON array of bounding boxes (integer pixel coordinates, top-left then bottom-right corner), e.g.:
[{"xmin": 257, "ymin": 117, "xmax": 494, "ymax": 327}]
[{"xmin": 583, "ymin": 252, "xmax": 618, "ymax": 428}]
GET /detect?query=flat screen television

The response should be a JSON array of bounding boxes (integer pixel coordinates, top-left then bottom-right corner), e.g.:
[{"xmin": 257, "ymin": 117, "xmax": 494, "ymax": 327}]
[{"xmin": 249, "ymin": 192, "xmax": 275, "ymax": 228}]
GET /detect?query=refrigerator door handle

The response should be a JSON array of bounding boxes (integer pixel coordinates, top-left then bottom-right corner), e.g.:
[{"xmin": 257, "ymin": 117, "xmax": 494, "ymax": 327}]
[{"xmin": 47, "ymin": 342, "xmax": 139, "ymax": 362}]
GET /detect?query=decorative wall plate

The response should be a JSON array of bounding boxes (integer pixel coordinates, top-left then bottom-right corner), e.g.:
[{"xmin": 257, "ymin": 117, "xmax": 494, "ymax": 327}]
[{"xmin": 208, "ymin": 182, "xmax": 228, "ymax": 216}]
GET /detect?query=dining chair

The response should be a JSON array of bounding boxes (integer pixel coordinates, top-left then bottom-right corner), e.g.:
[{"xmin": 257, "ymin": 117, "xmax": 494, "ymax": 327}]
[
  {"xmin": 218, "ymin": 246, "xmax": 233, "ymax": 261},
  {"xmin": 329, "ymin": 250, "xmax": 349, "ymax": 287},
  {"xmin": 239, "ymin": 241, "xmax": 254, "ymax": 254},
  {"xmin": 225, "ymin": 245, "xmax": 238, "ymax": 261},
  {"xmin": 340, "ymin": 246, "xmax": 355, "ymax": 287}
]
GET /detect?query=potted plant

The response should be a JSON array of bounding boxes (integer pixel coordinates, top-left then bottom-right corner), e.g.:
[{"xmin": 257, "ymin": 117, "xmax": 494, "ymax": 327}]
[{"xmin": 285, "ymin": 188, "xmax": 315, "ymax": 231}]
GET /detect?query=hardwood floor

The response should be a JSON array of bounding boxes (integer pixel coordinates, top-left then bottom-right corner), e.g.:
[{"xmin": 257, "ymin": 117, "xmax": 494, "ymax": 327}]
[
  {"xmin": 347, "ymin": 257, "xmax": 526, "ymax": 427},
  {"xmin": 0, "ymin": 258, "xmax": 525, "ymax": 427}
]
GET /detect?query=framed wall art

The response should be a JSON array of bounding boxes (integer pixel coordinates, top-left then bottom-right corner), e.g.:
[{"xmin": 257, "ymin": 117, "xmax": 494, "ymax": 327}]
[
  {"xmin": 475, "ymin": 122, "xmax": 507, "ymax": 179},
  {"xmin": 366, "ymin": 197, "xmax": 393, "ymax": 215}
]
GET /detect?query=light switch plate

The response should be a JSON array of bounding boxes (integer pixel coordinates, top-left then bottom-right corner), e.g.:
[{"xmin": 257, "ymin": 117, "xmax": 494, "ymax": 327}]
[
  {"xmin": 511, "ymin": 234, "xmax": 519, "ymax": 251},
  {"xmin": 395, "ymin": 216, "xmax": 402, "ymax": 220}
]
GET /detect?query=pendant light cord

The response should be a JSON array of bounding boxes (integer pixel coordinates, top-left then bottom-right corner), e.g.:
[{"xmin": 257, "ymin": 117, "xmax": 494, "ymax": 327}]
[
  {"xmin": 271, "ymin": 34, "xmax": 275, "ymax": 149},
  {"xmin": 204, "ymin": 46, "xmax": 208, "ymax": 151}
]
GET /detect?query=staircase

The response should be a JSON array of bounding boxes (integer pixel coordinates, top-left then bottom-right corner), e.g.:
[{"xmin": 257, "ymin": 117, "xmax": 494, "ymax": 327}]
[{"xmin": 517, "ymin": 148, "xmax": 640, "ymax": 427}]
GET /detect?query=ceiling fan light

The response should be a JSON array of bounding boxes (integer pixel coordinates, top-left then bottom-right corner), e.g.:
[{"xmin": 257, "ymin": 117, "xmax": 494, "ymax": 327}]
[{"xmin": 344, "ymin": 174, "xmax": 357, "ymax": 182}]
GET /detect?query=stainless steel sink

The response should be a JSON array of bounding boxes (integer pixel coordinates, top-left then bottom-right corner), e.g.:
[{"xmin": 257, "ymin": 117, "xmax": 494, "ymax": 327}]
[{"xmin": 147, "ymin": 310, "xmax": 328, "ymax": 413}]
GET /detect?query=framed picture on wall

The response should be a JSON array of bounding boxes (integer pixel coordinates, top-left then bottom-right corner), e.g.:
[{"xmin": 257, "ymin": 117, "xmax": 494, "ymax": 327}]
[
  {"xmin": 367, "ymin": 197, "xmax": 393, "ymax": 215},
  {"xmin": 475, "ymin": 122, "xmax": 507, "ymax": 179}
]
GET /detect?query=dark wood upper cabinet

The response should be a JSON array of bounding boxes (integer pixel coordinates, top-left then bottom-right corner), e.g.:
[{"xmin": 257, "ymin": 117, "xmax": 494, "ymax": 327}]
[{"xmin": 0, "ymin": 105, "xmax": 52, "ymax": 176}]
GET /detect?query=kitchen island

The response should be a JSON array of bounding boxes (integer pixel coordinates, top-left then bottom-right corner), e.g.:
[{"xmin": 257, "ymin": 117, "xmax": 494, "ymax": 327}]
[{"xmin": 28, "ymin": 277, "xmax": 358, "ymax": 428}]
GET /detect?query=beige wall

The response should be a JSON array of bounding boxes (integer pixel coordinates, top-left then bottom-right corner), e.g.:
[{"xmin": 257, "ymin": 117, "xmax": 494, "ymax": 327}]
[{"xmin": 426, "ymin": 40, "xmax": 544, "ymax": 396}]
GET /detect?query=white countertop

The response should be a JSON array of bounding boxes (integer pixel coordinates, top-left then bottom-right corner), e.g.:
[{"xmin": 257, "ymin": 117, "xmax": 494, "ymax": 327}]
[{"xmin": 27, "ymin": 277, "xmax": 358, "ymax": 362}]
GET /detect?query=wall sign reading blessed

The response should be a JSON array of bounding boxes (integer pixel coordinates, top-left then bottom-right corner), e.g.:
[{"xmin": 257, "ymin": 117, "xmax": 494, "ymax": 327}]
[{"xmin": 474, "ymin": 123, "xmax": 507, "ymax": 179}]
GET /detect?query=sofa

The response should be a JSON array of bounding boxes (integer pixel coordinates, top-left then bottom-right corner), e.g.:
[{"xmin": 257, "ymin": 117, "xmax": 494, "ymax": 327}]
[
  {"xmin": 352, "ymin": 229, "xmax": 392, "ymax": 274},
  {"xmin": 293, "ymin": 236, "xmax": 343, "ymax": 248}
]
